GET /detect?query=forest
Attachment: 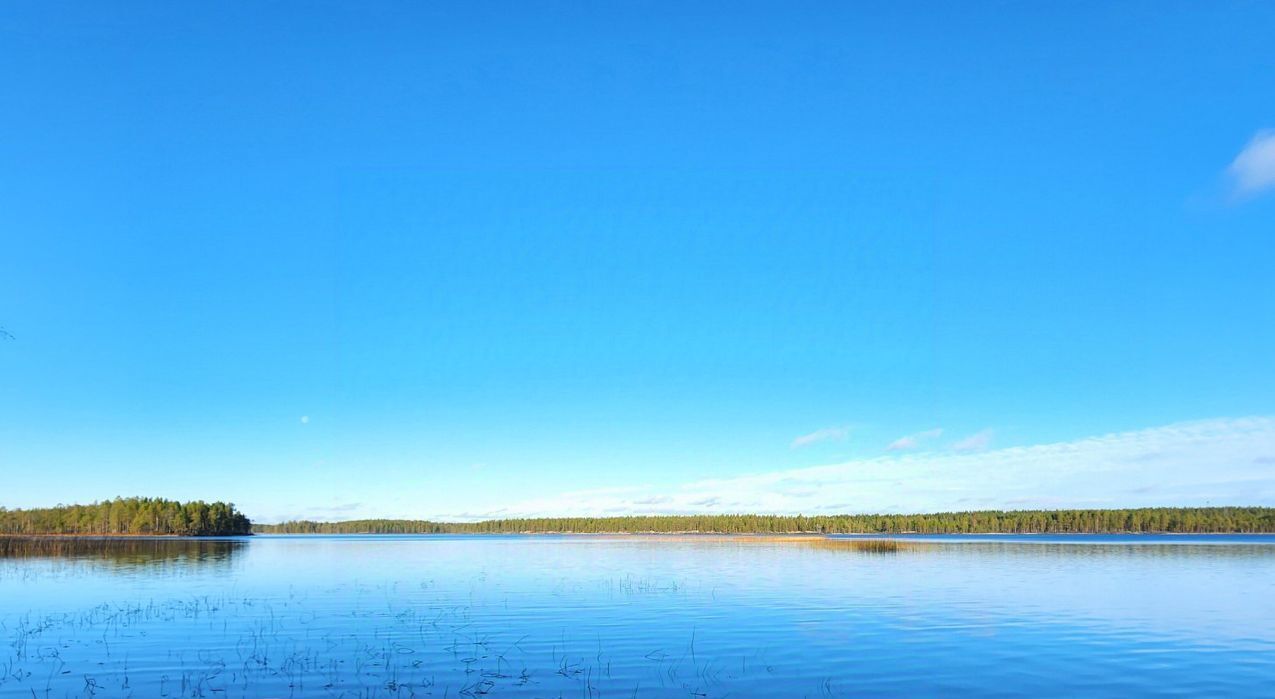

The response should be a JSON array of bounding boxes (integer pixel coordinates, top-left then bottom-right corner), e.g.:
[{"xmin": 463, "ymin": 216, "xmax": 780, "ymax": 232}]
[
  {"xmin": 6, "ymin": 501, "xmax": 1271, "ymax": 536},
  {"xmin": 254, "ymin": 507, "xmax": 1275, "ymax": 535},
  {"xmin": 0, "ymin": 497, "xmax": 253, "ymax": 536}
]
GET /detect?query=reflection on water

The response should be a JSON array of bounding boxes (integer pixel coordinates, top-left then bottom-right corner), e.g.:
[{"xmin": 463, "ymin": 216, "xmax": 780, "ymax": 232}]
[
  {"xmin": 0, "ymin": 535, "xmax": 243, "ymax": 584},
  {"xmin": 0, "ymin": 535, "xmax": 242, "ymax": 561},
  {"xmin": 1, "ymin": 534, "xmax": 1273, "ymax": 697}
]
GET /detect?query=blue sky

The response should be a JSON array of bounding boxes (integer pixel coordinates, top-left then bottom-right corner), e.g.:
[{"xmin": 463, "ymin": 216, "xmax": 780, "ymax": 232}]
[{"xmin": 2, "ymin": 2, "xmax": 1273, "ymax": 522}]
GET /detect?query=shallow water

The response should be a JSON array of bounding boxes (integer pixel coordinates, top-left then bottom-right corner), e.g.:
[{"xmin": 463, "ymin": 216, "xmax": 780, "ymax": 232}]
[{"xmin": 2, "ymin": 534, "xmax": 1273, "ymax": 697}]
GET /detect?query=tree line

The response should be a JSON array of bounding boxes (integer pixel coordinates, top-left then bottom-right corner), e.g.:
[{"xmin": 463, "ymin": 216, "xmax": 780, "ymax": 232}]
[
  {"xmin": 0, "ymin": 497, "xmax": 252, "ymax": 536},
  {"xmin": 253, "ymin": 507, "xmax": 1275, "ymax": 535}
]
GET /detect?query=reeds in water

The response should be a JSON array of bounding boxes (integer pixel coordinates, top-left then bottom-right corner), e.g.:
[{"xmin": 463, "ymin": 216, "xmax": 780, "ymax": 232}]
[{"xmin": 810, "ymin": 538, "xmax": 919, "ymax": 554}]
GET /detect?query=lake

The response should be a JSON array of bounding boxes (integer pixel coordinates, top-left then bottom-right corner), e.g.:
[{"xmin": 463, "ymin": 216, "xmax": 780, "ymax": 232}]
[{"xmin": 2, "ymin": 534, "xmax": 1274, "ymax": 697}]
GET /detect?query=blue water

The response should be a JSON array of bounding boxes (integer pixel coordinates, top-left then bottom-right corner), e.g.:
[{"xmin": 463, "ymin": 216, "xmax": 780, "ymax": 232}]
[{"xmin": 2, "ymin": 534, "xmax": 1273, "ymax": 697}]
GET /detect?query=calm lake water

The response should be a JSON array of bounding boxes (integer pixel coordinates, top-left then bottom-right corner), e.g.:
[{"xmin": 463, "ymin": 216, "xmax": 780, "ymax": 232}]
[{"xmin": 2, "ymin": 534, "xmax": 1274, "ymax": 697}]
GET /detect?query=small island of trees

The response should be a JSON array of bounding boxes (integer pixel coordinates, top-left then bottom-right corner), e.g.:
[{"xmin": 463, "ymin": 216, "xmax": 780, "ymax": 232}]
[{"xmin": 0, "ymin": 497, "xmax": 252, "ymax": 536}]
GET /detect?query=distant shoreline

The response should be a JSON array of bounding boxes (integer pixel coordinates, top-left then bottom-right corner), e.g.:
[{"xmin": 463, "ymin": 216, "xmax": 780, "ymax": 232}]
[
  {"xmin": 4, "ymin": 531, "xmax": 1272, "ymax": 540},
  {"xmin": 252, "ymin": 507, "xmax": 1275, "ymax": 536},
  {"xmin": 6, "ymin": 503, "xmax": 1273, "ymax": 537}
]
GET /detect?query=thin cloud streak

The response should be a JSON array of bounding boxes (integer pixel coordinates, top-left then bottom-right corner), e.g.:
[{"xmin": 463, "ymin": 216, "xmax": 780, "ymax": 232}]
[
  {"xmin": 474, "ymin": 417, "xmax": 1275, "ymax": 518},
  {"xmin": 1227, "ymin": 130, "xmax": 1275, "ymax": 200},
  {"xmin": 791, "ymin": 426, "xmax": 850, "ymax": 449},
  {"xmin": 951, "ymin": 429, "xmax": 994, "ymax": 452},
  {"xmin": 888, "ymin": 428, "xmax": 943, "ymax": 451}
]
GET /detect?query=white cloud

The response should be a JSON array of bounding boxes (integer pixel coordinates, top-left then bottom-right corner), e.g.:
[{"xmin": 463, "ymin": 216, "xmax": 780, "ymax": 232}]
[
  {"xmin": 887, "ymin": 428, "xmax": 943, "ymax": 451},
  {"xmin": 1227, "ymin": 130, "xmax": 1275, "ymax": 200},
  {"xmin": 951, "ymin": 429, "xmax": 993, "ymax": 452},
  {"xmin": 466, "ymin": 417, "xmax": 1275, "ymax": 517},
  {"xmin": 300, "ymin": 415, "xmax": 310, "ymax": 424},
  {"xmin": 790, "ymin": 426, "xmax": 849, "ymax": 449}
]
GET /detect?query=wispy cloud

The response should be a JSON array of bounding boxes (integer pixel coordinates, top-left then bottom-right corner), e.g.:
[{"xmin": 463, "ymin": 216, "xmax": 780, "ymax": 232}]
[
  {"xmin": 470, "ymin": 417, "xmax": 1275, "ymax": 517},
  {"xmin": 790, "ymin": 426, "xmax": 849, "ymax": 449},
  {"xmin": 1227, "ymin": 130, "xmax": 1275, "ymax": 201},
  {"xmin": 262, "ymin": 501, "xmax": 366, "ymax": 523},
  {"xmin": 951, "ymin": 429, "xmax": 993, "ymax": 452},
  {"xmin": 887, "ymin": 428, "xmax": 943, "ymax": 451}
]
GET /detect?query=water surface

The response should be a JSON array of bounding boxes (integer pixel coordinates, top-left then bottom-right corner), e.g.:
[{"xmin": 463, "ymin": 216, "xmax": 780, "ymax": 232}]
[{"xmin": 2, "ymin": 534, "xmax": 1273, "ymax": 697}]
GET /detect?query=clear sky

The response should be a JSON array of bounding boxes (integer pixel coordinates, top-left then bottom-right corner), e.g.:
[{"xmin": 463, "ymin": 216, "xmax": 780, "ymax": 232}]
[{"xmin": 2, "ymin": 2, "xmax": 1273, "ymax": 522}]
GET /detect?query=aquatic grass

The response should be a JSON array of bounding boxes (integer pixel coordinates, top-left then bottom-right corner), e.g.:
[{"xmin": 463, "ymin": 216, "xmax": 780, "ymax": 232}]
[
  {"xmin": 1, "ymin": 582, "xmax": 767, "ymax": 698},
  {"xmin": 673, "ymin": 533, "xmax": 925, "ymax": 554},
  {"xmin": 810, "ymin": 538, "xmax": 921, "ymax": 554}
]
